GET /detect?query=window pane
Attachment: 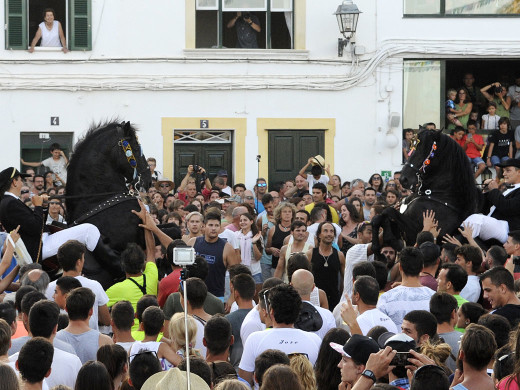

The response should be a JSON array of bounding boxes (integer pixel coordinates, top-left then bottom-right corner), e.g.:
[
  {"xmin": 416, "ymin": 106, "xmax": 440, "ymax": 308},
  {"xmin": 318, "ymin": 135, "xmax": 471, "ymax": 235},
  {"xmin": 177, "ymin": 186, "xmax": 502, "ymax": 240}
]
[
  {"xmin": 403, "ymin": 61, "xmax": 441, "ymax": 129},
  {"xmin": 196, "ymin": 0, "xmax": 218, "ymax": 10},
  {"xmin": 446, "ymin": 0, "xmax": 519, "ymax": 14},
  {"xmin": 196, "ymin": 11, "xmax": 218, "ymax": 48},
  {"xmin": 403, "ymin": 0, "xmax": 441, "ymax": 14},
  {"xmin": 223, "ymin": 0, "xmax": 267, "ymax": 11},
  {"xmin": 271, "ymin": 0, "xmax": 292, "ymax": 11}
]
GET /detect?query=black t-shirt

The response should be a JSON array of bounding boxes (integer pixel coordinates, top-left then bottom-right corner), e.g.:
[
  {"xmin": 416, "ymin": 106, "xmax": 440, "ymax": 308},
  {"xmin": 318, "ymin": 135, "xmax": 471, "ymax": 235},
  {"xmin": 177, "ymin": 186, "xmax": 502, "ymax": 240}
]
[
  {"xmin": 489, "ymin": 130, "xmax": 514, "ymax": 158},
  {"xmin": 493, "ymin": 304, "xmax": 520, "ymax": 327},
  {"xmin": 235, "ymin": 15, "xmax": 260, "ymax": 48}
]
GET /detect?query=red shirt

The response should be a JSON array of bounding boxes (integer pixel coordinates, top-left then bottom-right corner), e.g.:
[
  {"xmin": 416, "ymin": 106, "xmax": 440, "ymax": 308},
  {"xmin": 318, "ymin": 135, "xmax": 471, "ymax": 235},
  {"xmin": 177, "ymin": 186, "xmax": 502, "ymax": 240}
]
[
  {"xmin": 462, "ymin": 134, "xmax": 484, "ymax": 158},
  {"xmin": 158, "ymin": 269, "xmax": 181, "ymax": 307}
]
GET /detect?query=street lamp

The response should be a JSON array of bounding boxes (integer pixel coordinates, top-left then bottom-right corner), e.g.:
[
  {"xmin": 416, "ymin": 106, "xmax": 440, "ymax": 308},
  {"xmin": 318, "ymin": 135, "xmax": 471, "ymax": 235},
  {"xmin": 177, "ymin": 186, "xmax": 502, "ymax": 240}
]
[{"xmin": 334, "ymin": 0, "xmax": 361, "ymax": 57}]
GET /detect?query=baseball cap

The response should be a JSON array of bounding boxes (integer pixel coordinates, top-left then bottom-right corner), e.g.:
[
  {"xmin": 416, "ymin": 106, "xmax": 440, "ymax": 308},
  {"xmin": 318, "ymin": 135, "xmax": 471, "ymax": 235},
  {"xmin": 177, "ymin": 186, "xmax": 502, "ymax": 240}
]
[
  {"xmin": 330, "ymin": 334, "xmax": 380, "ymax": 365},
  {"xmin": 217, "ymin": 169, "xmax": 228, "ymax": 177},
  {"xmin": 377, "ymin": 332, "xmax": 416, "ymax": 352}
]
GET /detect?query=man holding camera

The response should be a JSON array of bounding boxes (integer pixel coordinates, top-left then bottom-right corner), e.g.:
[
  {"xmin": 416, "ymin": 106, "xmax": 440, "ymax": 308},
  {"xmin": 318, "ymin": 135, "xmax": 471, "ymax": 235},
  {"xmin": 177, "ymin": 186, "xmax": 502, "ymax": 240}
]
[
  {"xmin": 226, "ymin": 11, "xmax": 261, "ymax": 49},
  {"xmin": 177, "ymin": 164, "xmax": 212, "ymax": 204}
]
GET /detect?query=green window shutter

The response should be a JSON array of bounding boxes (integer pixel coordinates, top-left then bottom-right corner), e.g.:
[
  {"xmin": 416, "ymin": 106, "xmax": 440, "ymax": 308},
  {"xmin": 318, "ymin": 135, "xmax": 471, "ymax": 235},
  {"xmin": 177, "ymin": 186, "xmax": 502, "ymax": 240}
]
[
  {"xmin": 69, "ymin": 0, "xmax": 91, "ymax": 50},
  {"xmin": 5, "ymin": 0, "xmax": 27, "ymax": 50}
]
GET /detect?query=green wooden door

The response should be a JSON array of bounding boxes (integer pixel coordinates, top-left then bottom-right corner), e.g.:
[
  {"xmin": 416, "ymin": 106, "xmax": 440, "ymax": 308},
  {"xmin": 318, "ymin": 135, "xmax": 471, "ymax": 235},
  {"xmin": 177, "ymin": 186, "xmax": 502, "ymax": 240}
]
[
  {"xmin": 174, "ymin": 143, "xmax": 233, "ymax": 190},
  {"xmin": 268, "ymin": 130, "xmax": 325, "ymax": 191}
]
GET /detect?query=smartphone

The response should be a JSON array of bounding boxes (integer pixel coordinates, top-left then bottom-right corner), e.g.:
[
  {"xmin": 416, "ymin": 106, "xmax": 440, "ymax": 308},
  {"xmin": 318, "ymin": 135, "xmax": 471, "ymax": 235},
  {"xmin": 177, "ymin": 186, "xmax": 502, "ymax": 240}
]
[
  {"xmin": 390, "ymin": 352, "xmax": 412, "ymax": 366},
  {"xmin": 468, "ymin": 133, "xmax": 473, "ymax": 139}
]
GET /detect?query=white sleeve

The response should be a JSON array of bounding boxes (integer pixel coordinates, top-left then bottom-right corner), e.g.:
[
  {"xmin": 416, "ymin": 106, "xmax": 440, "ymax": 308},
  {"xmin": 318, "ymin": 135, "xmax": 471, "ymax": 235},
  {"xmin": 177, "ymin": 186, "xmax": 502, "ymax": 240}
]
[
  {"xmin": 45, "ymin": 281, "xmax": 56, "ymax": 300},
  {"xmin": 238, "ymin": 333, "xmax": 257, "ymax": 372}
]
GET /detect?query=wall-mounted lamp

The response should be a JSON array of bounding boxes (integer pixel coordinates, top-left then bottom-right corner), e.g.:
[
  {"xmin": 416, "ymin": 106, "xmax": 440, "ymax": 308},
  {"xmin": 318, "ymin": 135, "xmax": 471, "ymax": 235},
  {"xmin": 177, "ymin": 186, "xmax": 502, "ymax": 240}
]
[{"xmin": 334, "ymin": 0, "xmax": 361, "ymax": 57}]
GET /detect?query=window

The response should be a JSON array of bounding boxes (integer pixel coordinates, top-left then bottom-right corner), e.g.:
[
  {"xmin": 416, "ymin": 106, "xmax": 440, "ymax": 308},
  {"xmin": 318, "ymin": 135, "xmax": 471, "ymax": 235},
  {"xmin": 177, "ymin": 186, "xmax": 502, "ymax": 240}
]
[
  {"xmin": 403, "ymin": 60, "xmax": 442, "ymax": 128},
  {"xmin": 404, "ymin": 0, "xmax": 520, "ymax": 16},
  {"xmin": 195, "ymin": 0, "xmax": 293, "ymax": 49},
  {"xmin": 6, "ymin": 0, "xmax": 91, "ymax": 50}
]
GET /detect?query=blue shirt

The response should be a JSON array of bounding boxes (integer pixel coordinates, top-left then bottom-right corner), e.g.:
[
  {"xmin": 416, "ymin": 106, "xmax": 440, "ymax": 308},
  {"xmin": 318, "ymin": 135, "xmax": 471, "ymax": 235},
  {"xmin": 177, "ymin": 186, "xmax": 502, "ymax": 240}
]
[{"xmin": 390, "ymin": 378, "xmax": 410, "ymax": 389}]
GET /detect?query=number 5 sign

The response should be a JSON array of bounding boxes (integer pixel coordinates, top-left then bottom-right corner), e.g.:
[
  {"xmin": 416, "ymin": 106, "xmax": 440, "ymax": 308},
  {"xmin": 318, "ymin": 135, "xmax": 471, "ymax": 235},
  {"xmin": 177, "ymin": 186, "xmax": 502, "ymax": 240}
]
[{"xmin": 200, "ymin": 120, "xmax": 209, "ymax": 129}]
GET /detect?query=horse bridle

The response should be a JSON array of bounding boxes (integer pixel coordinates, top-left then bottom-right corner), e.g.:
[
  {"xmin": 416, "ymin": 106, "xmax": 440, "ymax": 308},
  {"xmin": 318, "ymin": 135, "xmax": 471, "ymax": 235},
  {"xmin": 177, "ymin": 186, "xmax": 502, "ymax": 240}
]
[
  {"xmin": 404, "ymin": 140, "xmax": 437, "ymax": 196},
  {"xmin": 117, "ymin": 122, "xmax": 147, "ymax": 194}
]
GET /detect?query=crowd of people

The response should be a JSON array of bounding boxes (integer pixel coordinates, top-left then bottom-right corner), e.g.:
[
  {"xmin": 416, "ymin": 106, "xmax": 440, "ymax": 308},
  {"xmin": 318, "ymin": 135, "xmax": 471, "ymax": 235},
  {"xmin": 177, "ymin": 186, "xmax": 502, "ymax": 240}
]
[{"xmin": 2, "ymin": 141, "xmax": 520, "ymax": 390}]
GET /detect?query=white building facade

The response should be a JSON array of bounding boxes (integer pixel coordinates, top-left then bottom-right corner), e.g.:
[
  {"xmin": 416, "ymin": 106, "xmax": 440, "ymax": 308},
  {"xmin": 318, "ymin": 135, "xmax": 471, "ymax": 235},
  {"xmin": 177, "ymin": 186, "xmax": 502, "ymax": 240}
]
[{"xmin": 1, "ymin": 0, "xmax": 519, "ymax": 188}]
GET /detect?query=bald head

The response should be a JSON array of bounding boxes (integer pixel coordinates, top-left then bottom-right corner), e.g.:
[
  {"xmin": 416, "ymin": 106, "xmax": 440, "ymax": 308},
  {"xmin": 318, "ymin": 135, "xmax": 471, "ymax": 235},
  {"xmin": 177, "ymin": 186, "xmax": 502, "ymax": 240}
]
[
  {"xmin": 291, "ymin": 269, "xmax": 315, "ymax": 297},
  {"xmin": 21, "ymin": 269, "xmax": 50, "ymax": 293},
  {"xmin": 232, "ymin": 206, "xmax": 248, "ymax": 220}
]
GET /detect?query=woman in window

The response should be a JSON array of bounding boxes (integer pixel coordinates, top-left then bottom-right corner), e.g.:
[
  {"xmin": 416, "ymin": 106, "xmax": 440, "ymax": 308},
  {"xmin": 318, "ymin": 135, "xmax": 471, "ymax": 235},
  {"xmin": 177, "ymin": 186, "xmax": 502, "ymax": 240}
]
[
  {"xmin": 448, "ymin": 88, "xmax": 473, "ymax": 130},
  {"xmin": 29, "ymin": 8, "xmax": 68, "ymax": 53}
]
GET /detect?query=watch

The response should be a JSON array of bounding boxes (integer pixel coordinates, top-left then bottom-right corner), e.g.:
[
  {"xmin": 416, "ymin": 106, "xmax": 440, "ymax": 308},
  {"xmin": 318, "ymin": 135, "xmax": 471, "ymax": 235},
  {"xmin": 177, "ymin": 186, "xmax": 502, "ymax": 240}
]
[{"xmin": 361, "ymin": 369, "xmax": 376, "ymax": 383}]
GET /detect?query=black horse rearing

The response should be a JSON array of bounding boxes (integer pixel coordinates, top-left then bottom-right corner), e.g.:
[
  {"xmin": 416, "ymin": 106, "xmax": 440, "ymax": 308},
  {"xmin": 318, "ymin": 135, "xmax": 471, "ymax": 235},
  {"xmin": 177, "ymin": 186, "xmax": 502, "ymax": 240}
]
[
  {"xmin": 372, "ymin": 129, "xmax": 480, "ymax": 252},
  {"xmin": 65, "ymin": 121, "xmax": 151, "ymax": 288}
]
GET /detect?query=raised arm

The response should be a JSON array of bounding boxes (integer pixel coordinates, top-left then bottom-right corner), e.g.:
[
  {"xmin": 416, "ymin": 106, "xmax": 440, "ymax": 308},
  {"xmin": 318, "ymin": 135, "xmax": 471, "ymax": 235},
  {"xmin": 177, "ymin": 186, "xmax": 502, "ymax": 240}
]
[
  {"xmin": 132, "ymin": 199, "xmax": 173, "ymax": 249},
  {"xmin": 20, "ymin": 158, "xmax": 42, "ymax": 168},
  {"xmin": 298, "ymin": 157, "xmax": 314, "ymax": 179},
  {"xmin": 0, "ymin": 226, "xmax": 19, "ymax": 276}
]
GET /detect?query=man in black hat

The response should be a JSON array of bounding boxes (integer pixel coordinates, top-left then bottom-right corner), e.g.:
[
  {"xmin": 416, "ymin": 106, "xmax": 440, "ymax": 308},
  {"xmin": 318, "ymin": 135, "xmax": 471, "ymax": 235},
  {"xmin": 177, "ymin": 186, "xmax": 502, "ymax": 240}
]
[
  {"xmin": 0, "ymin": 167, "xmax": 103, "ymax": 264},
  {"xmin": 463, "ymin": 158, "xmax": 520, "ymax": 244},
  {"xmin": 330, "ymin": 334, "xmax": 380, "ymax": 389}
]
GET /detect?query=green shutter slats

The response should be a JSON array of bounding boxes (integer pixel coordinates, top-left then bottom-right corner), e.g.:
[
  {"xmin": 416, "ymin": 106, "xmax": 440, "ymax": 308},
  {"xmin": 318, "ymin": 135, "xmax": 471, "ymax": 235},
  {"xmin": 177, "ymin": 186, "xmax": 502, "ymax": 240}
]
[
  {"xmin": 5, "ymin": 0, "xmax": 27, "ymax": 49},
  {"xmin": 70, "ymin": 0, "xmax": 91, "ymax": 50}
]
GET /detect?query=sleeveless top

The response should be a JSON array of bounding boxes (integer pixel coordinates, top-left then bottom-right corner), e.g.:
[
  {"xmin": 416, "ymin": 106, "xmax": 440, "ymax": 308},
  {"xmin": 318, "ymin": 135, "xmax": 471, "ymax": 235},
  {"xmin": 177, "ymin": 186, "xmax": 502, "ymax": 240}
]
[
  {"xmin": 340, "ymin": 227, "xmax": 358, "ymax": 254},
  {"xmin": 310, "ymin": 286, "xmax": 320, "ymax": 306},
  {"xmin": 271, "ymin": 225, "xmax": 291, "ymax": 268},
  {"xmin": 283, "ymin": 241, "xmax": 312, "ymax": 283},
  {"xmin": 260, "ymin": 214, "xmax": 275, "ymax": 265},
  {"xmin": 194, "ymin": 236, "xmax": 227, "ymax": 297},
  {"xmin": 56, "ymin": 329, "xmax": 99, "ymax": 364},
  {"xmin": 39, "ymin": 21, "xmax": 61, "ymax": 47},
  {"xmin": 311, "ymin": 247, "xmax": 341, "ymax": 310},
  {"xmin": 129, "ymin": 340, "xmax": 174, "ymax": 371}
]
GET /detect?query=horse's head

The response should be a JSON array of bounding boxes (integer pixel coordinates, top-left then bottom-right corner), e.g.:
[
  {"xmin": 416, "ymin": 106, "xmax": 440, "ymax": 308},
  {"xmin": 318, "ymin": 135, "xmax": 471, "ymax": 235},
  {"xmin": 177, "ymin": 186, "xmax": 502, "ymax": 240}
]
[
  {"xmin": 399, "ymin": 129, "xmax": 443, "ymax": 191},
  {"xmin": 115, "ymin": 121, "xmax": 151, "ymax": 192}
]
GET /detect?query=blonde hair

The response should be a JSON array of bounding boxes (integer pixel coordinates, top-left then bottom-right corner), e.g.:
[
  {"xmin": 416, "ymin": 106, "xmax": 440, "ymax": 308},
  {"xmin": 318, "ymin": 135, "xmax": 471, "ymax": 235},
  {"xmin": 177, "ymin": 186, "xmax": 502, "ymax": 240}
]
[
  {"xmin": 420, "ymin": 340, "xmax": 453, "ymax": 374},
  {"xmin": 274, "ymin": 202, "xmax": 297, "ymax": 224},
  {"xmin": 169, "ymin": 313, "xmax": 198, "ymax": 353},
  {"xmin": 214, "ymin": 379, "xmax": 250, "ymax": 390},
  {"xmin": 289, "ymin": 354, "xmax": 316, "ymax": 390}
]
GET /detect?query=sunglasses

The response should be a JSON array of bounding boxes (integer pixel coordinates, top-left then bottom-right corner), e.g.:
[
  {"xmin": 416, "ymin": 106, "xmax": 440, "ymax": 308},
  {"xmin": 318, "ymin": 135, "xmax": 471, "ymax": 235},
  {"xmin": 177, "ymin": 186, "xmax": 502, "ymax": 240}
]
[
  {"xmin": 245, "ymin": 196, "xmax": 254, "ymax": 200},
  {"xmin": 129, "ymin": 350, "xmax": 158, "ymax": 363},
  {"xmin": 288, "ymin": 352, "xmax": 309, "ymax": 359},
  {"xmin": 159, "ymin": 184, "xmax": 171, "ymax": 188},
  {"xmin": 257, "ymin": 183, "xmax": 267, "ymax": 187},
  {"xmin": 21, "ymin": 190, "xmax": 29, "ymax": 194}
]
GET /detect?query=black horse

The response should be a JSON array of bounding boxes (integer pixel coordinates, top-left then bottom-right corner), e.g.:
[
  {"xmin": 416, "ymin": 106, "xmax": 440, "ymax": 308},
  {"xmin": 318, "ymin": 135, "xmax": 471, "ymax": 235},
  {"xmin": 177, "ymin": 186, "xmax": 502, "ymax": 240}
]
[
  {"xmin": 372, "ymin": 129, "xmax": 481, "ymax": 252},
  {"xmin": 65, "ymin": 121, "xmax": 151, "ymax": 288}
]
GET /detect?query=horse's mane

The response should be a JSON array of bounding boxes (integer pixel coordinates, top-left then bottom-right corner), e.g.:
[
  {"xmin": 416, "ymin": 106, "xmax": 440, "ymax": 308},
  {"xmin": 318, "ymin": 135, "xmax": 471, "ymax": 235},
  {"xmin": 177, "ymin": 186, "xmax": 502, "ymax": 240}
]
[
  {"xmin": 420, "ymin": 129, "xmax": 479, "ymax": 217},
  {"xmin": 72, "ymin": 119, "xmax": 134, "ymax": 155}
]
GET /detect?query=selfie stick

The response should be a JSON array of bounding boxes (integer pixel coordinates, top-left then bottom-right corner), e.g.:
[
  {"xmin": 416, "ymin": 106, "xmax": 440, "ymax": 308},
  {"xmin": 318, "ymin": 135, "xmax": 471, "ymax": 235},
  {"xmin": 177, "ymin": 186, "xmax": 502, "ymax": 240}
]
[
  {"xmin": 181, "ymin": 267, "xmax": 191, "ymax": 390},
  {"xmin": 256, "ymin": 155, "xmax": 261, "ymax": 213}
]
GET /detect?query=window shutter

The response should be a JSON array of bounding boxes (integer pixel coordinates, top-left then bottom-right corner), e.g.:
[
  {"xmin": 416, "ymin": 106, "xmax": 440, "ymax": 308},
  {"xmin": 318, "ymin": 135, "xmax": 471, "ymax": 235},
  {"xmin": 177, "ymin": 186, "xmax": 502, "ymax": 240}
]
[
  {"xmin": 5, "ymin": 0, "xmax": 27, "ymax": 49},
  {"xmin": 69, "ymin": 0, "xmax": 91, "ymax": 50}
]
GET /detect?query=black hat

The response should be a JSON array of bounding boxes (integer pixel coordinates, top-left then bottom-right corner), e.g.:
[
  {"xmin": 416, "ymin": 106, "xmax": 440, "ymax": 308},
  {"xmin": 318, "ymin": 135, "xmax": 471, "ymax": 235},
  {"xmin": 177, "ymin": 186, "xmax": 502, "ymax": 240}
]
[
  {"xmin": 330, "ymin": 334, "xmax": 380, "ymax": 365},
  {"xmin": 377, "ymin": 332, "xmax": 416, "ymax": 352},
  {"xmin": 496, "ymin": 158, "xmax": 520, "ymax": 169},
  {"xmin": 0, "ymin": 167, "xmax": 30, "ymax": 190},
  {"xmin": 294, "ymin": 301, "xmax": 323, "ymax": 332}
]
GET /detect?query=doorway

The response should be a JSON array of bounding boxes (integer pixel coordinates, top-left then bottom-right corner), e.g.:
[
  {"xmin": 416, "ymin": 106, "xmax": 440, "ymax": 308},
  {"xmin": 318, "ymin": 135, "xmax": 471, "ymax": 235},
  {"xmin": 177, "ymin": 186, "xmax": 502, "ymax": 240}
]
[
  {"xmin": 268, "ymin": 130, "xmax": 325, "ymax": 190},
  {"xmin": 20, "ymin": 132, "xmax": 73, "ymax": 175}
]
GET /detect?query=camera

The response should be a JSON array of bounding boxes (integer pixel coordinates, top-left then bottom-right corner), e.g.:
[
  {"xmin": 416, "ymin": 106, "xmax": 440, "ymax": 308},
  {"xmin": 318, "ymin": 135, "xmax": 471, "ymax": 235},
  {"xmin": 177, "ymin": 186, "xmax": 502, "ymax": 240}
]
[
  {"xmin": 172, "ymin": 247, "xmax": 196, "ymax": 266},
  {"xmin": 495, "ymin": 86, "xmax": 503, "ymax": 94},
  {"xmin": 193, "ymin": 165, "xmax": 202, "ymax": 174},
  {"xmin": 390, "ymin": 352, "xmax": 412, "ymax": 367},
  {"xmin": 243, "ymin": 12, "xmax": 251, "ymax": 20}
]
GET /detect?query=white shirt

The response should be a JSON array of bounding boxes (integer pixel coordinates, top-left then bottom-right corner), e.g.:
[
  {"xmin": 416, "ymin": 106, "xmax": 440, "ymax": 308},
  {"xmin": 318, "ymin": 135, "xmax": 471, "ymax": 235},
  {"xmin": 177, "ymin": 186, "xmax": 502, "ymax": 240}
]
[
  {"xmin": 341, "ymin": 243, "xmax": 374, "ymax": 301},
  {"xmin": 377, "ymin": 285, "xmax": 436, "ymax": 329},
  {"xmin": 240, "ymin": 304, "xmax": 265, "ymax": 344},
  {"xmin": 9, "ymin": 346, "xmax": 82, "ymax": 389},
  {"xmin": 306, "ymin": 174, "xmax": 329, "ymax": 188},
  {"xmin": 193, "ymin": 316, "xmax": 207, "ymax": 358},
  {"xmin": 219, "ymin": 229, "xmax": 240, "ymax": 249},
  {"xmin": 239, "ymin": 327, "xmax": 322, "ymax": 373},
  {"xmin": 357, "ymin": 308, "xmax": 398, "ymax": 335},
  {"xmin": 303, "ymin": 300, "xmax": 336, "ymax": 339},
  {"xmin": 460, "ymin": 275, "xmax": 481, "ymax": 303},
  {"xmin": 230, "ymin": 300, "xmax": 256, "ymax": 313},
  {"xmin": 45, "ymin": 275, "xmax": 109, "ymax": 331}
]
